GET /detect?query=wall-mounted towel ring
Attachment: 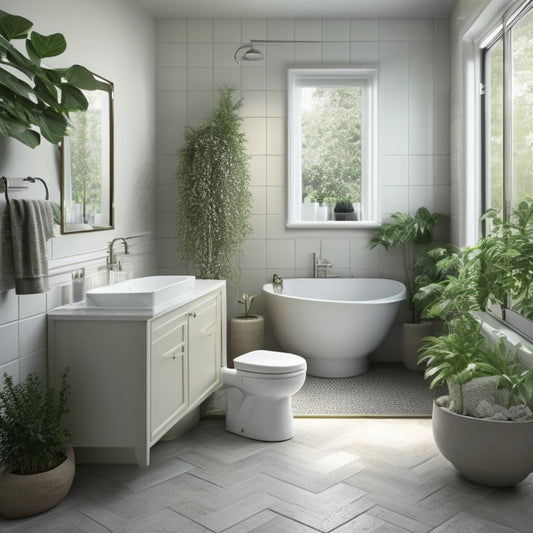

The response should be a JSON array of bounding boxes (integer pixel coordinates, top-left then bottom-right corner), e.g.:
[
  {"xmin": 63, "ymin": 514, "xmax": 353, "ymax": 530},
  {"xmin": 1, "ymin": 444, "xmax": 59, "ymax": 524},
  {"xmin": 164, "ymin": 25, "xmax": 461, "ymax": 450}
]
[{"xmin": 1, "ymin": 176, "xmax": 49, "ymax": 205}]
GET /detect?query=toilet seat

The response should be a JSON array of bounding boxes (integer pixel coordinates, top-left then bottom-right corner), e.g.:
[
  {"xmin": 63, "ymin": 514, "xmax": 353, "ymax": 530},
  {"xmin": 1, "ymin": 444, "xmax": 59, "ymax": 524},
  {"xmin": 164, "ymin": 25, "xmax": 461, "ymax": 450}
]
[{"xmin": 233, "ymin": 350, "xmax": 306, "ymax": 375}]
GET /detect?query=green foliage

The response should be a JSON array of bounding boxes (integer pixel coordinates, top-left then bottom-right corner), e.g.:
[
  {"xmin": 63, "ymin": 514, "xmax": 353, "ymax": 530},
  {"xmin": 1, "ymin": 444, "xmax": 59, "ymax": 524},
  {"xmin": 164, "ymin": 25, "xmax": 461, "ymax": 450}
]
[
  {"xmin": 0, "ymin": 369, "xmax": 71, "ymax": 475},
  {"xmin": 301, "ymin": 87, "xmax": 362, "ymax": 203},
  {"xmin": 0, "ymin": 10, "xmax": 108, "ymax": 147},
  {"xmin": 418, "ymin": 321, "xmax": 484, "ymax": 389},
  {"xmin": 369, "ymin": 207, "xmax": 444, "ymax": 321},
  {"xmin": 176, "ymin": 88, "xmax": 253, "ymax": 280},
  {"xmin": 237, "ymin": 293, "xmax": 256, "ymax": 319},
  {"xmin": 475, "ymin": 339, "xmax": 533, "ymax": 407}
]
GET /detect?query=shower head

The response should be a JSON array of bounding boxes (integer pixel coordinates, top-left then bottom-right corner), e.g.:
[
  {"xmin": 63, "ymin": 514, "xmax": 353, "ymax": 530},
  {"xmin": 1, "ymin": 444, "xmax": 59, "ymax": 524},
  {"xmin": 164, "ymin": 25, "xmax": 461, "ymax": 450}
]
[{"xmin": 233, "ymin": 43, "xmax": 264, "ymax": 64}]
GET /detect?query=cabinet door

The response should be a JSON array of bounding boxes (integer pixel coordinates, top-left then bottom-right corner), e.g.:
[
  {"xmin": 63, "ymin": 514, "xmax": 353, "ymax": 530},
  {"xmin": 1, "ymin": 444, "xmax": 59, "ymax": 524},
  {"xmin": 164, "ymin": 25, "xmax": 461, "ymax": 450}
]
[
  {"xmin": 150, "ymin": 309, "xmax": 188, "ymax": 441},
  {"xmin": 188, "ymin": 293, "xmax": 222, "ymax": 406}
]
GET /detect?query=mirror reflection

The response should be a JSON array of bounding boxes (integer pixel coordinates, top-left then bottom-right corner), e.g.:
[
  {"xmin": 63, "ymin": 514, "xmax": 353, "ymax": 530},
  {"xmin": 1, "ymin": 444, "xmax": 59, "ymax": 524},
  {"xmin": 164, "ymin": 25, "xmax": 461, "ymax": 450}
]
[{"xmin": 61, "ymin": 74, "xmax": 114, "ymax": 233}]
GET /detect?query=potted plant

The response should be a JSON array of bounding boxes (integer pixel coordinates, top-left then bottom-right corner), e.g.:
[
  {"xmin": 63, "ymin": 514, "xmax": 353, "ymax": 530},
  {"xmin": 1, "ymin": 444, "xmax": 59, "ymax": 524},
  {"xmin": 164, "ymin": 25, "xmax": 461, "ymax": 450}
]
[
  {"xmin": 175, "ymin": 87, "xmax": 253, "ymax": 281},
  {"xmin": 0, "ymin": 10, "xmax": 108, "ymax": 148},
  {"xmin": 369, "ymin": 207, "xmax": 444, "ymax": 369},
  {"xmin": 228, "ymin": 293, "xmax": 264, "ymax": 367},
  {"xmin": 333, "ymin": 200, "xmax": 356, "ymax": 221},
  {"xmin": 0, "ymin": 369, "xmax": 75, "ymax": 519},
  {"xmin": 416, "ymin": 201, "xmax": 533, "ymax": 487}
]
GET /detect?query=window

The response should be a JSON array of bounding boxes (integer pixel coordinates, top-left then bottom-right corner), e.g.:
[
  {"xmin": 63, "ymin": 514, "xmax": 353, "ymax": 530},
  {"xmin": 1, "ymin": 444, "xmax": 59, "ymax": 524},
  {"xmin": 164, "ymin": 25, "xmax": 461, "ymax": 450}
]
[
  {"xmin": 482, "ymin": 0, "xmax": 533, "ymax": 336},
  {"xmin": 483, "ymin": 1, "xmax": 533, "ymax": 216},
  {"xmin": 287, "ymin": 68, "xmax": 377, "ymax": 227}
]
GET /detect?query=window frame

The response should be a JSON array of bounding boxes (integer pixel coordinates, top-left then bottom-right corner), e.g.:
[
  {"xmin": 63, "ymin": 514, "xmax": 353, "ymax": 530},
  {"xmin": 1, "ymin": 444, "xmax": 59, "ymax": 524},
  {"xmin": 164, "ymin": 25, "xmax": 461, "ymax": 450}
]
[
  {"xmin": 287, "ymin": 67, "xmax": 378, "ymax": 229},
  {"xmin": 480, "ymin": 0, "xmax": 533, "ymax": 340}
]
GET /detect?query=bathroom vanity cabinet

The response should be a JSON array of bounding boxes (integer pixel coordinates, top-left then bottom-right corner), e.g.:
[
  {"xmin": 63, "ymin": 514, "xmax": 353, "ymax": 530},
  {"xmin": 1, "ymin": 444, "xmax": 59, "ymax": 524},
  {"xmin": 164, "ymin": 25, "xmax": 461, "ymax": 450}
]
[{"xmin": 48, "ymin": 280, "xmax": 226, "ymax": 466}]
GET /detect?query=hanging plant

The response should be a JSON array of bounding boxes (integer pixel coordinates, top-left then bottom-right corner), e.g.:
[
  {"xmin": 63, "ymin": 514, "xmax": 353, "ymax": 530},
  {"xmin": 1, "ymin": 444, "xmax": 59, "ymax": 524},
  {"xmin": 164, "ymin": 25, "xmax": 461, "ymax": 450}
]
[
  {"xmin": 0, "ymin": 10, "xmax": 108, "ymax": 148},
  {"xmin": 175, "ymin": 87, "xmax": 253, "ymax": 280}
]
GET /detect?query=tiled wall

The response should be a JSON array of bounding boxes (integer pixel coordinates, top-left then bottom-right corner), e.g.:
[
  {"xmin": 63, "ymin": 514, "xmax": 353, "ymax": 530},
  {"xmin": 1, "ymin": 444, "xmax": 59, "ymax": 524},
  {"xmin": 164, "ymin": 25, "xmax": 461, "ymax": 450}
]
[{"xmin": 155, "ymin": 17, "xmax": 451, "ymax": 358}]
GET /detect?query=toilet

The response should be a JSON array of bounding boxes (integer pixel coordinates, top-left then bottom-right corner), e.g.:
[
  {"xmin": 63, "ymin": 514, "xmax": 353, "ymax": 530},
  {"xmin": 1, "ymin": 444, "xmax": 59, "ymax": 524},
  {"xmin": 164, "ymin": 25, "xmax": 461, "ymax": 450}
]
[{"xmin": 222, "ymin": 350, "xmax": 307, "ymax": 441}]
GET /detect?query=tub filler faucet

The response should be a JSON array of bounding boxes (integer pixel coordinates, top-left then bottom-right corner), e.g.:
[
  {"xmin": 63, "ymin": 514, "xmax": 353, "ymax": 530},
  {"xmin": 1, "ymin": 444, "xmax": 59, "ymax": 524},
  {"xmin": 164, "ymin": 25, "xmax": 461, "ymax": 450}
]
[{"xmin": 313, "ymin": 253, "xmax": 333, "ymax": 278}]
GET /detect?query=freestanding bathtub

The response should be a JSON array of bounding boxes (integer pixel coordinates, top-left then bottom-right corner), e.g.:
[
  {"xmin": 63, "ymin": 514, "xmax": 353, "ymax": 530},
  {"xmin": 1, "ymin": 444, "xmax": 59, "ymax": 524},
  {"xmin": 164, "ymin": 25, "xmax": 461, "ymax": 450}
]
[{"xmin": 262, "ymin": 278, "xmax": 406, "ymax": 377}]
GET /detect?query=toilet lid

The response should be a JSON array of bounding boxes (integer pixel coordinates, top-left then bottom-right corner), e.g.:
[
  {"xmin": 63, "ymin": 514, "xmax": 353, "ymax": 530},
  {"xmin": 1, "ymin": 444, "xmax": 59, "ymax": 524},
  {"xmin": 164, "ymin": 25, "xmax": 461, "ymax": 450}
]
[{"xmin": 234, "ymin": 350, "xmax": 307, "ymax": 374}]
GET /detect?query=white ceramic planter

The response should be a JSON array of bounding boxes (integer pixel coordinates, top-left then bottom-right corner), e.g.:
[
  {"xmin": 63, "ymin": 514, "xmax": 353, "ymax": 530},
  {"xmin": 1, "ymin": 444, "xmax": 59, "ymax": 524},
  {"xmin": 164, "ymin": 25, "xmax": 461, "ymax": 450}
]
[{"xmin": 432, "ymin": 402, "xmax": 533, "ymax": 487}]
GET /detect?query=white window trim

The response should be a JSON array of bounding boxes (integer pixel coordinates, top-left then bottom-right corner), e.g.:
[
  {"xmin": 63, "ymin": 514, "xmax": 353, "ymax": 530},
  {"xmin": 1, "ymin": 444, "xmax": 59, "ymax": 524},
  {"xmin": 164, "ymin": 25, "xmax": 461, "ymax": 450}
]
[{"xmin": 287, "ymin": 67, "xmax": 378, "ymax": 229}]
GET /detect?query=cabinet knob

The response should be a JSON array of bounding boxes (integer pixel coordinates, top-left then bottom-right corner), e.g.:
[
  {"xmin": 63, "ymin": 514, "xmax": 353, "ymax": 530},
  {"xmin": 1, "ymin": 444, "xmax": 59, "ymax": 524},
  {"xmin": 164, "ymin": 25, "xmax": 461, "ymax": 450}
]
[{"xmin": 189, "ymin": 312, "xmax": 197, "ymax": 318}]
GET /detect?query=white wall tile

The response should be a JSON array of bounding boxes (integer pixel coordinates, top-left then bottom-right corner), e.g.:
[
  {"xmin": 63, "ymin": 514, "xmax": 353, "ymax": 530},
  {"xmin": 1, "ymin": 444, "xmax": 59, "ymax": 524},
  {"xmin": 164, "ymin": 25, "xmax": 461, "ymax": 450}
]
[
  {"xmin": 250, "ymin": 214, "xmax": 267, "ymax": 239},
  {"xmin": 242, "ymin": 91, "xmax": 266, "ymax": 117},
  {"xmin": 214, "ymin": 43, "xmax": 242, "ymax": 68},
  {"xmin": 267, "ymin": 19, "xmax": 294, "ymax": 40},
  {"xmin": 251, "ymin": 186, "xmax": 267, "ymax": 214},
  {"xmin": 295, "ymin": 19, "xmax": 322, "ymax": 40},
  {"xmin": 214, "ymin": 19, "xmax": 241, "ymax": 43},
  {"xmin": 266, "ymin": 117, "xmax": 285, "ymax": 155},
  {"xmin": 379, "ymin": 43, "xmax": 409, "ymax": 92},
  {"xmin": 435, "ymin": 155, "xmax": 451, "ymax": 185},
  {"xmin": 409, "ymin": 88, "xmax": 434, "ymax": 155},
  {"xmin": 381, "ymin": 155, "xmax": 408, "ymax": 186},
  {"xmin": 157, "ymin": 118, "xmax": 187, "ymax": 155},
  {"xmin": 323, "ymin": 19, "xmax": 350, "ymax": 41},
  {"xmin": 350, "ymin": 238, "xmax": 380, "ymax": 269},
  {"xmin": 188, "ymin": 92, "xmax": 215, "ymax": 121},
  {"xmin": 381, "ymin": 186, "xmax": 409, "ymax": 214},
  {"xmin": 214, "ymin": 67, "xmax": 241, "ymax": 88},
  {"xmin": 19, "ymin": 314, "xmax": 46, "ymax": 356},
  {"xmin": 157, "ymin": 91, "xmax": 187, "ymax": 119},
  {"xmin": 379, "ymin": 19, "xmax": 409, "ymax": 41},
  {"xmin": 379, "ymin": 88, "xmax": 409, "ymax": 155},
  {"xmin": 240, "ymin": 239, "xmax": 267, "ymax": 269},
  {"xmin": 321, "ymin": 240, "xmax": 350, "ymax": 269},
  {"xmin": 409, "ymin": 186, "xmax": 435, "ymax": 212},
  {"xmin": 409, "ymin": 42, "xmax": 434, "ymax": 90},
  {"xmin": 409, "ymin": 155, "xmax": 434, "ymax": 186},
  {"xmin": 243, "ymin": 19, "xmax": 267, "ymax": 42},
  {"xmin": 435, "ymin": 89, "xmax": 451, "ymax": 155},
  {"xmin": 0, "ymin": 289, "xmax": 18, "ymax": 324},
  {"xmin": 267, "ymin": 239, "xmax": 295, "ymax": 269},
  {"xmin": 408, "ymin": 19, "xmax": 434, "ymax": 41},
  {"xmin": 0, "ymin": 360, "xmax": 18, "ymax": 383},
  {"xmin": 350, "ymin": 42, "xmax": 379, "ymax": 64},
  {"xmin": 295, "ymin": 43, "xmax": 322, "ymax": 63},
  {"xmin": 242, "ymin": 66, "xmax": 267, "ymax": 91},
  {"xmin": 351, "ymin": 19, "xmax": 379, "ymax": 41},
  {"xmin": 322, "ymin": 42, "xmax": 350, "ymax": 63},
  {"xmin": 188, "ymin": 43, "xmax": 213, "ymax": 67},
  {"xmin": 295, "ymin": 239, "xmax": 320, "ymax": 269},
  {"xmin": 243, "ymin": 117, "xmax": 266, "ymax": 154},
  {"xmin": 157, "ymin": 19, "xmax": 187, "ymax": 42},
  {"xmin": 158, "ymin": 43, "xmax": 187, "ymax": 67},
  {"xmin": 0, "ymin": 322, "xmax": 18, "ymax": 365},
  {"xmin": 157, "ymin": 154, "xmax": 178, "ymax": 185},
  {"xmin": 266, "ymin": 185, "xmax": 285, "ymax": 215},
  {"xmin": 158, "ymin": 68, "xmax": 187, "ymax": 91},
  {"xmin": 250, "ymin": 155, "xmax": 267, "ymax": 186},
  {"xmin": 266, "ymin": 91, "xmax": 285, "ymax": 117},
  {"xmin": 188, "ymin": 19, "xmax": 213, "ymax": 42},
  {"xmin": 19, "ymin": 293, "xmax": 46, "ymax": 319},
  {"xmin": 19, "ymin": 349, "xmax": 47, "ymax": 383},
  {"xmin": 267, "ymin": 155, "xmax": 286, "ymax": 187}
]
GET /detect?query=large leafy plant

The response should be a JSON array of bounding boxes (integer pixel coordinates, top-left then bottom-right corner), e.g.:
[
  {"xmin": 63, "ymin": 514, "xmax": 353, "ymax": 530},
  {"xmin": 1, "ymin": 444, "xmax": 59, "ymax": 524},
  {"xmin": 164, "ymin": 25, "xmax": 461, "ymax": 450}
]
[
  {"xmin": 176, "ymin": 87, "xmax": 253, "ymax": 280},
  {"xmin": 0, "ymin": 10, "xmax": 107, "ymax": 148},
  {"xmin": 0, "ymin": 370, "xmax": 71, "ymax": 475},
  {"xmin": 369, "ymin": 207, "xmax": 444, "ymax": 322}
]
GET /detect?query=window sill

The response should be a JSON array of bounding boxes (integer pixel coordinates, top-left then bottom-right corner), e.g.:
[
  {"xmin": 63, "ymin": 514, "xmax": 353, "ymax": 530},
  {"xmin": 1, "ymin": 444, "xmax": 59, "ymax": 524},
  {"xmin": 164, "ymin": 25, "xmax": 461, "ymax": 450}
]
[{"xmin": 287, "ymin": 220, "xmax": 381, "ymax": 229}]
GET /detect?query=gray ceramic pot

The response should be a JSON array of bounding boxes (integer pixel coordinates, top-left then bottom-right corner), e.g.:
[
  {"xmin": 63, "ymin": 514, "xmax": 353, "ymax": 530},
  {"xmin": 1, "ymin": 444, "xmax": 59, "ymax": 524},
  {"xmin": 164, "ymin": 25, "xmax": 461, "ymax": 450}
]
[{"xmin": 432, "ymin": 402, "xmax": 533, "ymax": 487}]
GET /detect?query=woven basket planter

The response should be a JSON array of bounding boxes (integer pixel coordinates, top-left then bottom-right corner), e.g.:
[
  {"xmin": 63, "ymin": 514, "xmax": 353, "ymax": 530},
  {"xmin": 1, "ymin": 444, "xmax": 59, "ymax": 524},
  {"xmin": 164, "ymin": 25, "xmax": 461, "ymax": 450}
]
[{"xmin": 0, "ymin": 448, "xmax": 75, "ymax": 519}]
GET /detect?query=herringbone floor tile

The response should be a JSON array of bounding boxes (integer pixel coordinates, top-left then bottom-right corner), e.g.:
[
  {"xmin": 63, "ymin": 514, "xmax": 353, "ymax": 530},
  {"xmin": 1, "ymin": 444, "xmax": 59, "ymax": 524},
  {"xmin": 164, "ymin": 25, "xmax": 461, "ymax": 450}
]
[{"xmin": 1, "ymin": 418, "xmax": 531, "ymax": 532}]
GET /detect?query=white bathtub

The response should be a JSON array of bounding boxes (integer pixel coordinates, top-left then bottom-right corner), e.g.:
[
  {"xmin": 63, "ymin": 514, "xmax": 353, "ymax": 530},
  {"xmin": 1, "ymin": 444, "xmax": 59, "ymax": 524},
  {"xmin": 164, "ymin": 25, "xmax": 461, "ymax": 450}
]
[{"xmin": 262, "ymin": 278, "xmax": 406, "ymax": 377}]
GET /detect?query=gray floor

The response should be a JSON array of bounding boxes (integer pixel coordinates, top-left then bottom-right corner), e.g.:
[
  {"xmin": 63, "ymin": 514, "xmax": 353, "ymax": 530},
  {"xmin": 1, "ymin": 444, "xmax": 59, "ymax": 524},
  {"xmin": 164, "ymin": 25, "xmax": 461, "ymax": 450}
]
[
  {"xmin": 207, "ymin": 364, "xmax": 446, "ymax": 417},
  {"xmin": 2, "ymin": 417, "xmax": 532, "ymax": 532}
]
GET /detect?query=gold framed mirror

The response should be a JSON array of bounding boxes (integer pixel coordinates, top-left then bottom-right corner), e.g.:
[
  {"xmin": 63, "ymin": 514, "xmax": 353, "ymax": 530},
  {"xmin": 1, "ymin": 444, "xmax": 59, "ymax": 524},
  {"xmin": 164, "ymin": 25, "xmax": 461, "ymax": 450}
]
[{"xmin": 60, "ymin": 74, "xmax": 114, "ymax": 233}]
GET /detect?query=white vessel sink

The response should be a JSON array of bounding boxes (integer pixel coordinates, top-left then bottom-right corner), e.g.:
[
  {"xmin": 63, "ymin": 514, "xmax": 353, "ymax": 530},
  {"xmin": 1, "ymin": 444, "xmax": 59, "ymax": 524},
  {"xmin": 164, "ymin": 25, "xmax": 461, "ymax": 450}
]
[{"xmin": 85, "ymin": 276, "xmax": 196, "ymax": 309}]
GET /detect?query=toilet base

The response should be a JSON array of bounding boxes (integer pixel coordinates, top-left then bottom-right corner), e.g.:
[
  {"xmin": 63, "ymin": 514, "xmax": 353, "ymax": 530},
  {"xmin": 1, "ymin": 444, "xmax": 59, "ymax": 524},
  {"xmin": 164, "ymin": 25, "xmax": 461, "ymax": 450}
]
[{"xmin": 224, "ymin": 389, "xmax": 295, "ymax": 441}]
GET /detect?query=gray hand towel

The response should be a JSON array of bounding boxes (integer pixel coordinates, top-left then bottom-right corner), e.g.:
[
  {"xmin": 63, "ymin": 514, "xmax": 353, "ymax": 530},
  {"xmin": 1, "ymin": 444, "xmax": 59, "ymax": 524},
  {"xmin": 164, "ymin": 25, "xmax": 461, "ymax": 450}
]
[{"xmin": 7, "ymin": 199, "xmax": 55, "ymax": 294}]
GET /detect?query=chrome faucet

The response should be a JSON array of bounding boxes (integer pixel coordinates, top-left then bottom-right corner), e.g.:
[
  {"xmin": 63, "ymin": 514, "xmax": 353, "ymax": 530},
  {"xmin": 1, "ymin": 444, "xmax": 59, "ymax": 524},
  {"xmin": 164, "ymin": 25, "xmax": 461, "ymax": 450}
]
[
  {"xmin": 107, "ymin": 237, "xmax": 129, "ymax": 272},
  {"xmin": 313, "ymin": 253, "xmax": 333, "ymax": 278}
]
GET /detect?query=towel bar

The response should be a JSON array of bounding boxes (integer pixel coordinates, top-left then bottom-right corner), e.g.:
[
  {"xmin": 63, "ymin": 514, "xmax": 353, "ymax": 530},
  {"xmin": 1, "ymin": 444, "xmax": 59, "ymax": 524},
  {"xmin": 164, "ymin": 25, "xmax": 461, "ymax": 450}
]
[{"xmin": 1, "ymin": 176, "xmax": 49, "ymax": 205}]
